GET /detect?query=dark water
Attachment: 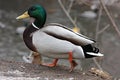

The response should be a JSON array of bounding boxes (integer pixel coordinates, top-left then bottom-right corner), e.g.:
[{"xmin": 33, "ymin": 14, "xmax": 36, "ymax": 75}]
[{"xmin": 0, "ymin": 0, "xmax": 120, "ymax": 78}]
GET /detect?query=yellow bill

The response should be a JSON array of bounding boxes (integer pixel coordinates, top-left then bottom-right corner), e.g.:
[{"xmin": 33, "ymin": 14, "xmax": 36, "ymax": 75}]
[{"xmin": 16, "ymin": 11, "xmax": 30, "ymax": 19}]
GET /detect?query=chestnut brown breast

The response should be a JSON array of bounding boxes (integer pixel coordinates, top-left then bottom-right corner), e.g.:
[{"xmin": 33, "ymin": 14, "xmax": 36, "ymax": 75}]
[{"xmin": 23, "ymin": 24, "xmax": 38, "ymax": 52}]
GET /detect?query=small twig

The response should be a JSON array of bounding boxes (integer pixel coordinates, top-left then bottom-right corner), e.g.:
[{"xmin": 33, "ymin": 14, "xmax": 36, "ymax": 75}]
[
  {"xmin": 98, "ymin": 24, "xmax": 110, "ymax": 34},
  {"xmin": 100, "ymin": 0, "xmax": 120, "ymax": 38},
  {"xmin": 95, "ymin": 6, "xmax": 103, "ymax": 41},
  {"xmin": 74, "ymin": 17, "xmax": 77, "ymax": 23},
  {"xmin": 76, "ymin": 0, "xmax": 91, "ymax": 6},
  {"xmin": 67, "ymin": 0, "xmax": 74, "ymax": 13},
  {"xmin": 58, "ymin": 0, "xmax": 82, "ymax": 28},
  {"xmin": 93, "ymin": 5, "xmax": 103, "ymax": 71},
  {"xmin": 93, "ymin": 58, "xmax": 103, "ymax": 71}
]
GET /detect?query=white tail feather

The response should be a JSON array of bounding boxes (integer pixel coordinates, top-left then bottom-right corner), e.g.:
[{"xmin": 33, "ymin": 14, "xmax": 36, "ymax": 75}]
[{"xmin": 86, "ymin": 52, "xmax": 104, "ymax": 57}]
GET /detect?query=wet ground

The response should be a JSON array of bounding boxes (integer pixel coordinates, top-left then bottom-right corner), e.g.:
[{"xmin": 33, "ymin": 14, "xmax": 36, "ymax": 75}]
[
  {"xmin": 0, "ymin": 0, "xmax": 120, "ymax": 78},
  {"xmin": 0, "ymin": 60, "xmax": 106, "ymax": 80}
]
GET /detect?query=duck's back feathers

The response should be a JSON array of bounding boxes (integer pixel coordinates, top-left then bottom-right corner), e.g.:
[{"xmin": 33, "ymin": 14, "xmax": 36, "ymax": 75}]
[{"xmin": 42, "ymin": 23, "xmax": 95, "ymax": 46}]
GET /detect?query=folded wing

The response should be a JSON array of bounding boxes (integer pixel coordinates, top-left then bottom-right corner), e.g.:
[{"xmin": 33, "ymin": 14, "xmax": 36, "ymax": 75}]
[{"xmin": 42, "ymin": 23, "xmax": 95, "ymax": 46}]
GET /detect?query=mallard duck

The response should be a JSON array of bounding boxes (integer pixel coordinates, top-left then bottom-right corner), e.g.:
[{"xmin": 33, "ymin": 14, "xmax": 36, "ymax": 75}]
[{"xmin": 16, "ymin": 5, "xmax": 103, "ymax": 72}]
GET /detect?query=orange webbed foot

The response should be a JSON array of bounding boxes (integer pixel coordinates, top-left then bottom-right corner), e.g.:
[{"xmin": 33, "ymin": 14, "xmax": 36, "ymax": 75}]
[
  {"xmin": 42, "ymin": 59, "xmax": 58, "ymax": 67},
  {"xmin": 69, "ymin": 60, "xmax": 78, "ymax": 72}
]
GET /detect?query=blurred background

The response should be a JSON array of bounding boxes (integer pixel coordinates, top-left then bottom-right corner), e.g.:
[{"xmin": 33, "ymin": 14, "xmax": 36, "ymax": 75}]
[{"xmin": 0, "ymin": 0, "xmax": 120, "ymax": 78}]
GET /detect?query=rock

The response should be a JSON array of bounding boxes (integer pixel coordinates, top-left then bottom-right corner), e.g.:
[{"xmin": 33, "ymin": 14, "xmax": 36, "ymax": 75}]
[{"xmin": 80, "ymin": 11, "xmax": 97, "ymax": 19}]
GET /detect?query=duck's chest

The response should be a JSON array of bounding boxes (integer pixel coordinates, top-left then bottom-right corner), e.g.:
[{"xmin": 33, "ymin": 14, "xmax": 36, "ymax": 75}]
[{"xmin": 23, "ymin": 25, "xmax": 38, "ymax": 52}]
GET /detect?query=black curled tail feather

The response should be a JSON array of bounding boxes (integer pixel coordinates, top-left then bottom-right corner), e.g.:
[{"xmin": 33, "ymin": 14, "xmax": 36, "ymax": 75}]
[
  {"xmin": 92, "ymin": 46, "xmax": 99, "ymax": 53},
  {"xmin": 81, "ymin": 44, "xmax": 99, "ymax": 53}
]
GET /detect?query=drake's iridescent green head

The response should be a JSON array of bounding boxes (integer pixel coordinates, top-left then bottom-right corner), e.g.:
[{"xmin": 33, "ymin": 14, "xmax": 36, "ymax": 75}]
[{"xmin": 16, "ymin": 5, "xmax": 47, "ymax": 28}]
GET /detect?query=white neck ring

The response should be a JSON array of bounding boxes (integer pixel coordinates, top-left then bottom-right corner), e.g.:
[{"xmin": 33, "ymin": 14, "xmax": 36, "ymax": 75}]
[{"xmin": 32, "ymin": 23, "xmax": 39, "ymax": 30}]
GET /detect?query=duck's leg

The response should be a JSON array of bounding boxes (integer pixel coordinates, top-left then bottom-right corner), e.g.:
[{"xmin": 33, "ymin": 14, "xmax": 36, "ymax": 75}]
[
  {"xmin": 32, "ymin": 52, "xmax": 42, "ymax": 64},
  {"xmin": 42, "ymin": 59, "xmax": 58, "ymax": 67},
  {"xmin": 69, "ymin": 52, "xmax": 78, "ymax": 72}
]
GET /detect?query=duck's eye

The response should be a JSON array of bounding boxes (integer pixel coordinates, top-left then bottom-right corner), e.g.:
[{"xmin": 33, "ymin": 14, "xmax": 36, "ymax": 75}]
[{"xmin": 30, "ymin": 7, "xmax": 36, "ymax": 11}]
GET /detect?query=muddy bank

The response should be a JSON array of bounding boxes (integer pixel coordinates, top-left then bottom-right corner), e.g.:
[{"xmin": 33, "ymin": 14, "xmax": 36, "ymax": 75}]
[{"xmin": 0, "ymin": 60, "xmax": 110, "ymax": 80}]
